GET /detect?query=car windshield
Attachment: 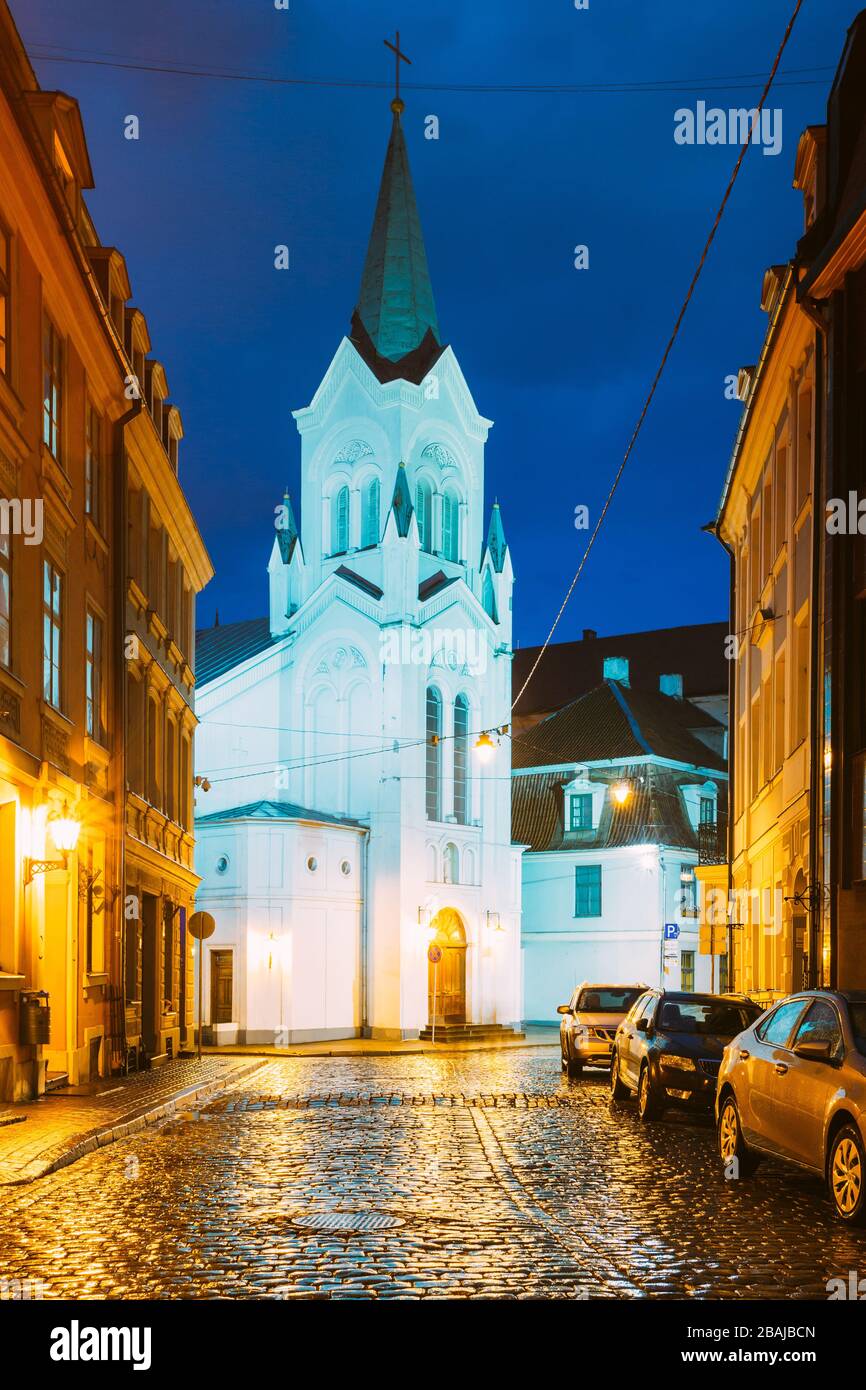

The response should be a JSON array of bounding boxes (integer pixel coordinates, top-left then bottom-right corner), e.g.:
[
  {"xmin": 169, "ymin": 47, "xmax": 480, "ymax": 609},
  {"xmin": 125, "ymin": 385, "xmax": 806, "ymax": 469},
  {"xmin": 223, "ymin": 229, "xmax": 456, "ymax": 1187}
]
[
  {"xmin": 656, "ymin": 999, "xmax": 761, "ymax": 1037},
  {"xmin": 848, "ymin": 1002, "xmax": 866, "ymax": 1054},
  {"xmin": 576, "ymin": 987, "xmax": 642, "ymax": 1013}
]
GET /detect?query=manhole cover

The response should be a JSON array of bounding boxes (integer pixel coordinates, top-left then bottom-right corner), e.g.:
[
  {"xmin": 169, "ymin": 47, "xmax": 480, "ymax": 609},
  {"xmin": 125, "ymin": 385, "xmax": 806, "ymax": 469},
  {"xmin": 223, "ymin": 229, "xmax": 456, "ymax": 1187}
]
[{"xmin": 291, "ymin": 1211, "xmax": 405, "ymax": 1232}]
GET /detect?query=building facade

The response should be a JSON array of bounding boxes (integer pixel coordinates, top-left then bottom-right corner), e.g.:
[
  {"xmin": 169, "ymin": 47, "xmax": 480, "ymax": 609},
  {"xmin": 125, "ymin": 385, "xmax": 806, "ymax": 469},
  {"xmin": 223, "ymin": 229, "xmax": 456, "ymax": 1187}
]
[
  {"xmin": 705, "ymin": 11, "xmax": 866, "ymax": 1000},
  {"xmin": 193, "ymin": 100, "xmax": 522, "ymax": 1042},
  {"xmin": 0, "ymin": 4, "xmax": 210, "ymax": 1098},
  {"xmin": 514, "ymin": 659, "xmax": 728, "ymax": 1024}
]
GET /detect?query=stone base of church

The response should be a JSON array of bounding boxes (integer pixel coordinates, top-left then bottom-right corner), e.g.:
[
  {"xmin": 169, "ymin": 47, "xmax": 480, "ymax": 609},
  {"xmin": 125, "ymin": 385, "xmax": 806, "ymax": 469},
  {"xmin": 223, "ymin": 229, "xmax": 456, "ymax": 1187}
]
[
  {"xmin": 368, "ymin": 1027, "xmax": 420, "ymax": 1041},
  {"xmin": 240, "ymin": 1027, "xmax": 362, "ymax": 1045}
]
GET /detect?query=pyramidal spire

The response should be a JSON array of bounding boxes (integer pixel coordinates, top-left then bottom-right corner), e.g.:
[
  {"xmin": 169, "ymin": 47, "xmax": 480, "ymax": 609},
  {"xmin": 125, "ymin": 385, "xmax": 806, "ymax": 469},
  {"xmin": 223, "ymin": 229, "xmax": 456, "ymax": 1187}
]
[
  {"xmin": 276, "ymin": 490, "xmax": 299, "ymax": 563},
  {"xmin": 389, "ymin": 462, "xmax": 414, "ymax": 537},
  {"xmin": 355, "ymin": 104, "xmax": 440, "ymax": 363},
  {"xmin": 482, "ymin": 501, "xmax": 508, "ymax": 573}
]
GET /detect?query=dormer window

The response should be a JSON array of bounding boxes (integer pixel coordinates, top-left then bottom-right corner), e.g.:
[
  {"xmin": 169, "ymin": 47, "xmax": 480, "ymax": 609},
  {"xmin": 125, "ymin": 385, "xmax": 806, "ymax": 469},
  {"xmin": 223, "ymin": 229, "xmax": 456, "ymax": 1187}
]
[
  {"xmin": 699, "ymin": 794, "xmax": 716, "ymax": 825},
  {"xmin": 568, "ymin": 793, "xmax": 593, "ymax": 831}
]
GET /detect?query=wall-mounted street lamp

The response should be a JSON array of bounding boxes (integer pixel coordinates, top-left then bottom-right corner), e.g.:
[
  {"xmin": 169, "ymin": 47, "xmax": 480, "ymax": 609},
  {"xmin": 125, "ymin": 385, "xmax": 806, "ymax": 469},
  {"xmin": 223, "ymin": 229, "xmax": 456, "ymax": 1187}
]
[
  {"xmin": 611, "ymin": 780, "xmax": 632, "ymax": 806},
  {"xmin": 24, "ymin": 804, "xmax": 81, "ymax": 886}
]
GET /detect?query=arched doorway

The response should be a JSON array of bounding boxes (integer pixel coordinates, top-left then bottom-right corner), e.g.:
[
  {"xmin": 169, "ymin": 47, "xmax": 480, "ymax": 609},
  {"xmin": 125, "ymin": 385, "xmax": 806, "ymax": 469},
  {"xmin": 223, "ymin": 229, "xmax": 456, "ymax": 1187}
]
[{"xmin": 428, "ymin": 909, "xmax": 467, "ymax": 1026}]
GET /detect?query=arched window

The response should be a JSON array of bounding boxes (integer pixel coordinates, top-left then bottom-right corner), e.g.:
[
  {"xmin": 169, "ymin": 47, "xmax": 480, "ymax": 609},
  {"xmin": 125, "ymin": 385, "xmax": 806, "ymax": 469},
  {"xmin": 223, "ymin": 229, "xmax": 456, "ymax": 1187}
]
[
  {"xmin": 331, "ymin": 485, "xmax": 349, "ymax": 555},
  {"xmin": 426, "ymin": 685, "xmax": 442, "ymax": 821},
  {"xmin": 416, "ymin": 478, "xmax": 433, "ymax": 553},
  {"xmin": 361, "ymin": 476, "xmax": 380, "ymax": 548},
  {"xmin": 442, "ymin": 491, "xmax": 459, "ymax": 563},
  {"xmin": 482, "ymin": 570, "xmax": 498, "ymax": 623},
  {"xmin": 443, "ymin": 842, "xmax": 459, "ymax": 885},
  {"xmin": 453, "ymin": 693, "xmax": 469, "ymax": 825}
]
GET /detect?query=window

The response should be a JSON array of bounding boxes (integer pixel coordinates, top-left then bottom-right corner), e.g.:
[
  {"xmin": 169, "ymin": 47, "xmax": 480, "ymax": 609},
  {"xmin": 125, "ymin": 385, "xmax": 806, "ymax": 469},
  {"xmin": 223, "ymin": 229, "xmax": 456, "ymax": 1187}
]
[
  {"xmin": 796, "ymin": 386, "xmax": 812, "ymax": 512},
  {"xmin": 0, "ymin": 223, "xmax": 10, "ymax": 375},
  {"xmin": 146, "ymin": 698, "xmax": 159, "ymax": 807},
  {"xmin": 757, "ymin": 997, "xmax": 809, "ymax": 1047},
  {"xmin": 425, "ymin": 686, "xmax": 442, "ymax": 821},
  {"xmin": 163, "ymin": 903, "xmax": 175, "ymax": 1010},
  {"xmin": 792, "ymin": 999, "xmax": 843, "ymax": 1060},
  {"xmin": 699, "ymin": 795, "xmax": 716, "ymax": 825},
  {"xmin": 85, "ymin": 402, "xmax": 102, "ymax": 528},
  {"xmin": 42, "ymin": 316, "xmax": 62, "ymax": 459},
  {"xmin": 85, "ymin": 610, "xmax": 104, "ymax": 742},
  {"xmin": 681, "ymin": 950, "xmax": 695, "ymax": 992},
  {"xmin": 443, "ymin": 843, "xmax": 458, "ymax": 884},
  {"xmin": 166, "ymin": 717, "xmax": 176, "ymax": 822},
  {"xmin": 679, "ymin": 864, "xmax": 698, "ymax": 917},
  {"xmin": 442, "ymin": 490, "xmax": 459, "ymax": 562},
  {"xmin": 416, "ymin": 478, "xmax": 433, "ymax": 552},
  {"xmin": 179, "ymin": 734, "xmax": 190, "ymax": 829},
  {"xmin": 361, "ymin": 477, "xmax": 380, "ymax": 547},
  {"xmin": 774, "ymin": 441, "xmax": 787, "ymax": 554},
  {"xmin": 568, "ymin": 793, "xmax": 593, "ymax": 831},
  {"xmin": 453, "ymin": 693, "xmax": 469, "ymax": 825},
  {"xmin": 331, "ymin": 485, "xmax": 349, "ymax": 554},
  {"xmin": 0, "ymin": 525, "xmax": 10, "ymax": 667},
  {"xmin": 482, "ymin": 569, "xmax": 498, "ymax": 623},
  {"xmin": 574, "ymin": 864, "xmax": 602, "ymax": 917},
  {"xmin": 42, "ymin": 560, "xmax": 62, "ymax": 707}
]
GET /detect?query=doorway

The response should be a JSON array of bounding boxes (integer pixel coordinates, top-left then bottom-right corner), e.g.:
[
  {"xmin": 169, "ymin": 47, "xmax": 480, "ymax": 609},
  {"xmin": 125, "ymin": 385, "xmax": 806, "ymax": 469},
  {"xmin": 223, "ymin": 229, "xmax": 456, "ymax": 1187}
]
[
  {"xmin": 428, "ymin": 909, "xmax": 467, "ymax": 1026},
  {"xmin": 141, "ymin": 893, "xmax": 158, "ymax": 1055},
  {"xmin": 210, "ymin": 950, "xmax": 233, "ymax": 1024}
]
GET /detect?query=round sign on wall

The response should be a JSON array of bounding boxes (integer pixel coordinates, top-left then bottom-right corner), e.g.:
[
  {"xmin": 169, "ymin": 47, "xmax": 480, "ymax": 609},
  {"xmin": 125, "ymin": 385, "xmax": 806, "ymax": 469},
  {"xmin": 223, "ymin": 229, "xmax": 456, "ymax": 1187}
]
[
  {"xmin": 427, "ymin": 943, "xmax": 443, "ymax": 965},
  {"xmin": 188, "ymin": 911, "xmax": 216, "ymax": 940}
]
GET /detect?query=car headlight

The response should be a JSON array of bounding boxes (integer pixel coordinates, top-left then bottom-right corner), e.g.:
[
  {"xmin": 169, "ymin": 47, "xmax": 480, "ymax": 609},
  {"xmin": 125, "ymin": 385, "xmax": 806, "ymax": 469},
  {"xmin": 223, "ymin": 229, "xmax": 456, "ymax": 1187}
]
[{"xmin": 660, "ymin": 1055, "xmax": 697, "ymax": 1071}]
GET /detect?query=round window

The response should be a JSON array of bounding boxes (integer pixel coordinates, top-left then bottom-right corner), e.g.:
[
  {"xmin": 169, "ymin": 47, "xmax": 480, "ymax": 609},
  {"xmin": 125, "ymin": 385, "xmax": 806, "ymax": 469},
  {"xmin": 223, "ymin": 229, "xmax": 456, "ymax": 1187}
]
[
  {"xmin": 340, "ymin": 859, "xmax": 352, "ymax": 877},
  {"xmin": 215, "ymin": 854, "xmax": 229, "ymax": 875},
  {"xmin": 306, "ymin": 855, "xmax": 318, "ymax": 873}
]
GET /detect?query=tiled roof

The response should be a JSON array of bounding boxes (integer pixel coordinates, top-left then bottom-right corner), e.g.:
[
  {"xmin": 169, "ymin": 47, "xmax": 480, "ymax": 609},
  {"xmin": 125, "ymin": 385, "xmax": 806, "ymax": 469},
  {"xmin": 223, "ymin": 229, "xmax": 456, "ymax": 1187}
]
[
  {"xmin": 419, "ymin": 570, "xmax": 459, "ymax": 601},
  {"xmin": 511, "ymin": 681, "xmax": 725, "ymax": 772},
  {"xmin": 513, "ymin": 621, "xmax": 728, "ymax": 717},
  {"xmin": 195, "ymin": 616, "xmax": 276, "ymax": 687},
  {"xmin": 196, "ymin": 799, "xmax": 365, "ymax": 829},
  {"xmin": 512, "ymin": 762, "xmax": 719, "ymax": 853}
]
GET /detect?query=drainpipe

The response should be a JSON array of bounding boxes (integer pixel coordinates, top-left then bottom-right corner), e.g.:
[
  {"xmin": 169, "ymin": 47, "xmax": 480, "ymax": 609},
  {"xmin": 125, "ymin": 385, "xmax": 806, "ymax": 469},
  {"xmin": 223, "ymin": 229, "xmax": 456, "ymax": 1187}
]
[
  {"xmin": 115, "ymin": 398, "xmax": 142, "ymax": 1072},
  {"xmin": 360, "ymin": 827, "xmax": 370, "ymax": 1036},
  {"xmin": 798, "ymin": 294, "xmax": 829, "ymax": 986},
  {"xmin": 703, "ymin": 522, "xmax": 736, "ymax": 990}
]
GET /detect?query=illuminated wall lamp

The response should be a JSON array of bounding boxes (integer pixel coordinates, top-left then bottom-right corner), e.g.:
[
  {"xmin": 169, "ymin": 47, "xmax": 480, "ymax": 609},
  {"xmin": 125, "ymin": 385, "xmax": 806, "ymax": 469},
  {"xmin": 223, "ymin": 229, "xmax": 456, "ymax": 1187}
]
[{"xmin": 24, "ymin": 805, "xmax": 81, "ymax": 886}]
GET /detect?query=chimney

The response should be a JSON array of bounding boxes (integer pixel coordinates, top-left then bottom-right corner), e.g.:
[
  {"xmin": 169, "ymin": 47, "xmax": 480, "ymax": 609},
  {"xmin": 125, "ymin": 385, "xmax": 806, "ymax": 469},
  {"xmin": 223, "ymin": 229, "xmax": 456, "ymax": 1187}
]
[
  {"xmin": 603, "ymin": 656, "xmax": 629, "ymax": 686},
  {"xmin": 660, "ymin": 673, "xmax": 683, "ymax": 700},
  {"xmin": 582, "ymin": 628, "xmax": 597, "ymax": 641}
]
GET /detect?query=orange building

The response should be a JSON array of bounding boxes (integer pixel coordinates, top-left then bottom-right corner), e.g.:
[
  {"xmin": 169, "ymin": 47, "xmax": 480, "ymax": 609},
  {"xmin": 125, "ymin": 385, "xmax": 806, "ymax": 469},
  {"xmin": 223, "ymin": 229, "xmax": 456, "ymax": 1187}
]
[{"xmin": 0, "ymin": 3, "xmax": 211, "ymax": 1099}]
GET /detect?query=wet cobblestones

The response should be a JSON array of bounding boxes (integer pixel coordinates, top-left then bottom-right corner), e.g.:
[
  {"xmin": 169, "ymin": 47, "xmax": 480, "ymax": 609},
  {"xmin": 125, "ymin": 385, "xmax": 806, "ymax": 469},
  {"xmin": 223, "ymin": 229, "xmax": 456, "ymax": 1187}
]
[{"xmin": 0, "ymin": 1049, "xmax": 864, "ymax": 1299}]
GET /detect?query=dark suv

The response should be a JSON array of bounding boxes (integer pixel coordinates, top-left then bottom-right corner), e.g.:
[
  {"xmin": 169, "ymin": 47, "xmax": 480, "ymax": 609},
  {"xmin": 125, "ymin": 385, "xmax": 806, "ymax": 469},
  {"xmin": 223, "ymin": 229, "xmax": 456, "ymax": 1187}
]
[{"xmin": 610, "ymin": 989, "xmax": 762, "ymax": 1121}]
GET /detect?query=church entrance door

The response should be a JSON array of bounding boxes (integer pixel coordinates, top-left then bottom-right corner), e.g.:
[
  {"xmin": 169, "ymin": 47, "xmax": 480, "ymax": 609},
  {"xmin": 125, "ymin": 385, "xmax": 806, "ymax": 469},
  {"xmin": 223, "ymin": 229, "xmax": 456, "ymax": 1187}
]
[{"xmin": 428, "ymin": 909, "xmax": 467, "ymax": 1026}]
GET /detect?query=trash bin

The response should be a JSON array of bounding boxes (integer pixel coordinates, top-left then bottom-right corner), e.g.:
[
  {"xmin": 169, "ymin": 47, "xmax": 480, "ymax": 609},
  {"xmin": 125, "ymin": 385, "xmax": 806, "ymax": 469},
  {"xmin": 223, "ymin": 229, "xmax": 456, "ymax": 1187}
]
[{"xmin": 19, "ymin": 991, "xmax": 50, "ymax": 1045}]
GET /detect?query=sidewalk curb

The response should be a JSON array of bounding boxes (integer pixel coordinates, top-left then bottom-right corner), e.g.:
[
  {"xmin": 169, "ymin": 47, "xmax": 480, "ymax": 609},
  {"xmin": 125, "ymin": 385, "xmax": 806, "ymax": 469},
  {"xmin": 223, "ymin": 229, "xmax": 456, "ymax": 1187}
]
[{"xmin": 1, "ymin": 1059, "xmax": 268, "ymax": 1187}]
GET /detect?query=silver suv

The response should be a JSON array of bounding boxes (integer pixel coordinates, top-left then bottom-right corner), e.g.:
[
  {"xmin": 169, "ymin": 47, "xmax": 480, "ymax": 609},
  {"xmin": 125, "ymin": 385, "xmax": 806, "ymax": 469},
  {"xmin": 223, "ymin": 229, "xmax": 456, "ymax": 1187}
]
[{"xmin": 558, "ymin": 983, "xmax": 647, "ymax": 1076}]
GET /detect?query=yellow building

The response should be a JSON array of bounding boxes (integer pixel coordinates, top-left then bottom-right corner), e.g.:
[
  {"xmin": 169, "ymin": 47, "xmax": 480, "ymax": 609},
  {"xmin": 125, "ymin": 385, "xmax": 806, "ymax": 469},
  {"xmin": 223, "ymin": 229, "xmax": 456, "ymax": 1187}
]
[{"xmin": 0, "ymin": 3, "xmax": 211, "ymax": 1098}]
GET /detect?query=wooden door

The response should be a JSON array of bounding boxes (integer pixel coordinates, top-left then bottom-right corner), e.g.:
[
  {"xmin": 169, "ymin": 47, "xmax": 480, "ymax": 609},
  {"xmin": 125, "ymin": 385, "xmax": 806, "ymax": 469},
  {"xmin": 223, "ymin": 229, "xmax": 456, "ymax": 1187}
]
[
  {"xmin": 210, "ymin": 950, "xmax": 233, "ymax": 1024},
  {"xmin": 428, "ymin": 910, "xmax": 467, "ymax": 1025}
]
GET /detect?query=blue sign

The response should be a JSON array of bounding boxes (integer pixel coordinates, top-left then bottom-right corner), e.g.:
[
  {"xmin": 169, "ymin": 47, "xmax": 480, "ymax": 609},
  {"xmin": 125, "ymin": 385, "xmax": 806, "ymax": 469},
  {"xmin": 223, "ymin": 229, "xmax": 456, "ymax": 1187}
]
[{"xmin": 664, "ymin": 922, "xmax": 680, "ymax": 941}]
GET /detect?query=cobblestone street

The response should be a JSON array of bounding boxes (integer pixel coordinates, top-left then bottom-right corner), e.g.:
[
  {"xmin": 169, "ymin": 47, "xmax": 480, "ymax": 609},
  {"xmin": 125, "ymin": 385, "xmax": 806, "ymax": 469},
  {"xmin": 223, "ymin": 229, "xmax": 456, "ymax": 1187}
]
[{"xmin": 1, "ymin": 1048, "xmax": 863, "ymax": 1300}]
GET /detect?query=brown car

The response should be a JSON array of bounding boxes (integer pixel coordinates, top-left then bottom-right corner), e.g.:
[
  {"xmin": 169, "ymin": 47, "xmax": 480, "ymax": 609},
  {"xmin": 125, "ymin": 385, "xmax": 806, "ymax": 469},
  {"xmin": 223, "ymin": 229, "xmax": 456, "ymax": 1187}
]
[
  {"xmin": 716, "ymin": 989, "xmax": 866, "ymax": 1224},
  {"xmin": 558, "ymin": 983, "xmax": 646, "ymax": 1076}
]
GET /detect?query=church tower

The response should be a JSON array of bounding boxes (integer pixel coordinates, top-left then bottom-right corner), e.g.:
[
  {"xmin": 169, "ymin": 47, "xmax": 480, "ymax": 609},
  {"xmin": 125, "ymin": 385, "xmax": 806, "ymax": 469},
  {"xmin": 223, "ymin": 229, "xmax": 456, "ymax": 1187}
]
[{"xmin": 198, "ymin": 93, "xmax": 522, "ymax": 1042}]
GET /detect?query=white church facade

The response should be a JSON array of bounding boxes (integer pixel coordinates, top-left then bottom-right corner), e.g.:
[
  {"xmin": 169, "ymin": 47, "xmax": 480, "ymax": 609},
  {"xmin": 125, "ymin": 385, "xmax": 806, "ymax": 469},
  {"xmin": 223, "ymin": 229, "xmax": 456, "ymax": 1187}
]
[{"xmin": 193, "ymin": 98, "xmax": 522, "ymax": 1042}]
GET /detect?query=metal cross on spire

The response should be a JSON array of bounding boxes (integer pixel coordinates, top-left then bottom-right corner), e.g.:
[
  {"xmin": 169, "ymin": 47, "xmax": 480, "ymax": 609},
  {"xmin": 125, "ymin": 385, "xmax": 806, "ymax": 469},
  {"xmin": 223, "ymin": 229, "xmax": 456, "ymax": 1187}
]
[{"xmin": 384, "ymin": 30, "xmax": 411, "ymax": 114}]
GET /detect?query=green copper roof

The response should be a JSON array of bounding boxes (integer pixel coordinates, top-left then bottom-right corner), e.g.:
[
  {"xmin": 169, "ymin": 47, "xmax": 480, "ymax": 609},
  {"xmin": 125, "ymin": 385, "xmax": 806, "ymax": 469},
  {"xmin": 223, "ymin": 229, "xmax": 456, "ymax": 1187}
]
[
  {"xmin": 276, "ymin": 491, "xmax": 299, "ymax": 563},
  {"xmin": 356, "ymin": 112, "xmax": 440, "ymax": 362},
  {"xmin": 390, "ymin": 462, "xmax": 414, "ymax": 537},
  {"xmin": 482, "ymin": 502, "xmax": 508, "ymax": 573}
]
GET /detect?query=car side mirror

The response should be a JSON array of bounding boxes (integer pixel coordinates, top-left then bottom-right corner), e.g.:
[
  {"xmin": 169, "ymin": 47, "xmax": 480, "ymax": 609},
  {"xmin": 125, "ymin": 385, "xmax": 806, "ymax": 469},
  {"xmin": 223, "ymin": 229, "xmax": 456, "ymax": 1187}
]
[
  {"xmin": 557, "ymin": 1005, "xmax": 572, "ymax": 1016},
  {"xmin": 635, "ymin": 1018, "xmax": 648, "ymax": 1034},
  {"xmin": 793, "ymin": 1038, "xmax": 836, "ymax": 1063}
]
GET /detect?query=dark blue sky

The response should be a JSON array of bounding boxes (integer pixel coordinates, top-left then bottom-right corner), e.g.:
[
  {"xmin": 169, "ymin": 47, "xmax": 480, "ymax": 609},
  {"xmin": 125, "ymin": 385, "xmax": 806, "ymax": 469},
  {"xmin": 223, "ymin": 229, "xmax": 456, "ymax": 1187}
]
[{"xmin": 14, "ymin": 0, "xmax": 857, "ymax": 645}]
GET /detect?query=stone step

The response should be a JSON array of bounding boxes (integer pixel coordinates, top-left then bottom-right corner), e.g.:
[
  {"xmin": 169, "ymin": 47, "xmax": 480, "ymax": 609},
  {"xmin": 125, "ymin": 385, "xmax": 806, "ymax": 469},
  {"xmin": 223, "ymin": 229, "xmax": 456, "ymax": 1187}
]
[
  {"xmin": 44, "ymin": 1071, "xmax": 69, "ymax": 1092},
  {"xmin": 417, "ymin": 1024, "xmax": 525, "ymax": 1043}
]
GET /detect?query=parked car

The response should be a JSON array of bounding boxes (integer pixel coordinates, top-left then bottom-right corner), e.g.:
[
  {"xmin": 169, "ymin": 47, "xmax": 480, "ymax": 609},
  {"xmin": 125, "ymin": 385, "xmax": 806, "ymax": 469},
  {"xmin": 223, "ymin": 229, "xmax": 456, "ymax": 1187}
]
[
  {"xmin": 557, "ymin": 983, "xmax": 646, "ymax": 1076},
  {"xmin": 610, "ymin": 989, "xmax": 762, "ymax": 1120},
  {"xmin": 716, "ymin": 989, "xmax": 866, "ymax": 1225}
]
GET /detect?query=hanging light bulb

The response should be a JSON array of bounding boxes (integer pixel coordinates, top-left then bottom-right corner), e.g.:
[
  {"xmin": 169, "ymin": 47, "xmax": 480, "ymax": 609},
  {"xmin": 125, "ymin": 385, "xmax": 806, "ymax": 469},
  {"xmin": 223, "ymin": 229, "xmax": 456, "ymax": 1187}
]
[{"xmin": 474, "ymin": 731, "xmax": 496, "ymax": 761}]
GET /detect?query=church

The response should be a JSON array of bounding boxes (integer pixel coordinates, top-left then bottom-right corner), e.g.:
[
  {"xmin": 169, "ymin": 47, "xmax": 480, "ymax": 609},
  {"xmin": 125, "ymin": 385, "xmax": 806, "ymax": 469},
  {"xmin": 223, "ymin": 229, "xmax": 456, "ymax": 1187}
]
[{"xmin": 192, "ymin": 95, "xmax": 522, "ymax": 1043}]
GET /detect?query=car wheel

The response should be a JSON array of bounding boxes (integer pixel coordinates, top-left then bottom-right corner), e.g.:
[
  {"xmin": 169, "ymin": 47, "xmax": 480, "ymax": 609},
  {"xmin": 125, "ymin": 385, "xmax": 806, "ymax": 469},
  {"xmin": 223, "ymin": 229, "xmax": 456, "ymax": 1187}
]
[
  {"xmin": 560, "ymin": 1044, "xmax": 568, "ymax": 1072},
  {"xmin": 637, "ymin": 1064, "xmax": 663, "ymax": 1122},
  {"xmin": 610, "ymin": 1050, "xmax": 630, "ymax": 1101},
  {"xmin": 717, "ymin": 1093, "xmax": 760, "ymax": 1177},
  {"xmin": 828, "ymin": 1124, "xmax": 866, "ymax": 1226}
]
